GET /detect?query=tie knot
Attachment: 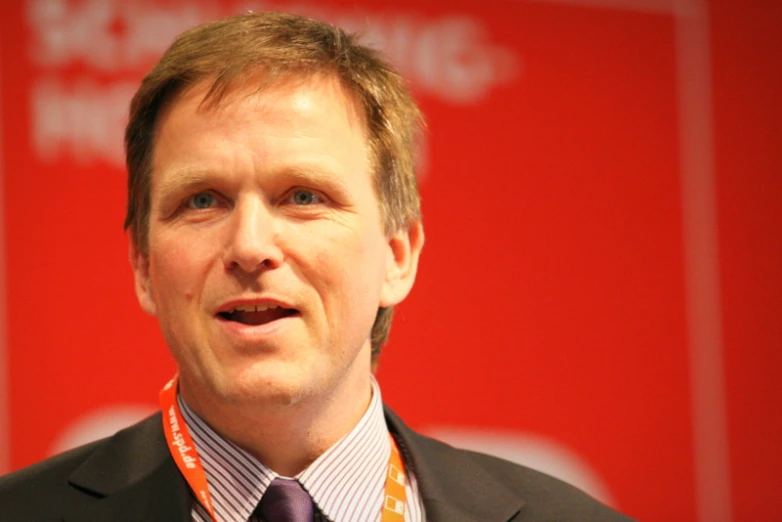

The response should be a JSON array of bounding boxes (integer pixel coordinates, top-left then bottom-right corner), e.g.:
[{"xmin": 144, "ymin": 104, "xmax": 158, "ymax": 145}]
[{"xmin": 258, "ymin": 478, "xmax": 314, "ymax": 522}]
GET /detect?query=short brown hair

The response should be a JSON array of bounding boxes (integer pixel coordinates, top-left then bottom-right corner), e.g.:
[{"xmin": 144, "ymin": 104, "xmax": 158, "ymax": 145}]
[{"xmin": 124, "ymin": 12, "xmax": 423, "ymax": 364}]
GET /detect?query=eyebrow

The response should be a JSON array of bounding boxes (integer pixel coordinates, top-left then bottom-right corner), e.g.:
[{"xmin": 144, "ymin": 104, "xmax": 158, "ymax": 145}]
[
  {"xmin": 280, "ymin": 166, "xmax": 352, "ymax": 194},
  {"xmin": 154, "ymin": 168, "xmax": 215, "ymax": 199},
  {"xmin": 154, "ymin": 165, "xmax": 353, "ymax": 199}
]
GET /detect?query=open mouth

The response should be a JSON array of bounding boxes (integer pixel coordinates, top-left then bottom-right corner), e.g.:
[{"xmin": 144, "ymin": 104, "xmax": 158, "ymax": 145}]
[{"xmin": 217, "ymin": 304, "xmax": 299, "ymax": 326}]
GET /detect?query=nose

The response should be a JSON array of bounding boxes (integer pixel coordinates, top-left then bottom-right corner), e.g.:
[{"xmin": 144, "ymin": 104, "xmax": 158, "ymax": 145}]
[{"xmin": 223, "ymin": 197, "xmax": 283, "ymax": 273}]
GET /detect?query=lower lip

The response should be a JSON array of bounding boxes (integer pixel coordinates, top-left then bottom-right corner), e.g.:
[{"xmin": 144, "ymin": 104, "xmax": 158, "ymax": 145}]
[{"xmin": 215, "ymin": 312, "xmax": 300, "ymax": 341}]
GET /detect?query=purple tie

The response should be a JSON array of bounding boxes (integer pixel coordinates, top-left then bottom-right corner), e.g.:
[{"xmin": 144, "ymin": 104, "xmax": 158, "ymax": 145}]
[{"xmin": 257, "ymin": 478, "xmax": 314, "ymax": 522}]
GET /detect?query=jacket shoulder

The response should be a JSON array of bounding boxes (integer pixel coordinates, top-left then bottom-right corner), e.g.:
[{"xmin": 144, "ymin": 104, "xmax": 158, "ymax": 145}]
[
  {"xmin": 457, "ymin": 446, "xmax": 635, "ymax": 521},
  {"xmin": 385, "ymin": 407, "xmax": 635, "ymax": 522},
  {"xmin": 0, "ymin": 412, "xmax": 167, "ymax": 522},
  {"xmin": 0, "ymin": 437, "xmax": 107, "ymax": 520}
]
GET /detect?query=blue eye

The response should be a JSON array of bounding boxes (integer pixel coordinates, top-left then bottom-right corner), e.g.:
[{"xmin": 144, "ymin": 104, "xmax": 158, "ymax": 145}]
[
  {"xmin": 188, "ymin": 192, "xmax": 214, "ymax": 209},
  {"xmin": 291, "ymin": 190, "xmax": 321, "ymax": 205}
]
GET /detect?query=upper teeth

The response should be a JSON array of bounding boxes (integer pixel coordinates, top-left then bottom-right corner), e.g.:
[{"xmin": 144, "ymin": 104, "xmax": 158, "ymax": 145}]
[{"xmin": 232, "ymin": 304, "xmax": 280, "ymax": 313}]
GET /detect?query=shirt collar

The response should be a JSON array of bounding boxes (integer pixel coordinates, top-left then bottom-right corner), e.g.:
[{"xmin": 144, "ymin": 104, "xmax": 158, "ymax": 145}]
[{"xmin": 179, "ymin": 376, "xmax": 390, "ymax": 522}]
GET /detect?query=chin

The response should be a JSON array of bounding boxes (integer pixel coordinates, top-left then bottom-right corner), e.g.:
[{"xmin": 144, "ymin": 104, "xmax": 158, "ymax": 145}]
[{"xmin": 215, "ymin": 364, "xmax": 316, "ymax": 408}]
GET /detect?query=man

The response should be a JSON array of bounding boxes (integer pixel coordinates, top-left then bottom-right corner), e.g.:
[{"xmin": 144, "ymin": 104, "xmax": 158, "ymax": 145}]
[{"xmin": 0, "ymin": 12, "xmax": 633, "ymax": 522}]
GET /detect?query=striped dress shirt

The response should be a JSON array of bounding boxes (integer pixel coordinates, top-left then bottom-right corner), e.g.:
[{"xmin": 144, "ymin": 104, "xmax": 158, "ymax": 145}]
[{"xmin": 180, "ymin": 377, "xmax": 426, "ymax": 522}]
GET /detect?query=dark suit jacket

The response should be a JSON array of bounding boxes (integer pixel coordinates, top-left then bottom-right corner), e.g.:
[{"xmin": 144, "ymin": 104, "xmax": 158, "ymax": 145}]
[{"xmin": 0, "ymin": 407, "xmax": 635, "ymax": 521}]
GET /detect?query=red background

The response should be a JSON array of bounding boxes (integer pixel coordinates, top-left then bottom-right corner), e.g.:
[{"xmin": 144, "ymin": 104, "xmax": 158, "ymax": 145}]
[{"xmin": 1, "ymin": 1, "xmax": 779, "ymax": 521}]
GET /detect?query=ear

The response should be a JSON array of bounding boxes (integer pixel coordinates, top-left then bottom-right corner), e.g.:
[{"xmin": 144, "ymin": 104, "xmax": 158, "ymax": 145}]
[
  {"xmin": 379, "ymin": 220, "xmax": 424, "ymax": 307},
  {"xmin": 129, "ymin": 240, "xmax": 157, "ymax": 317}
]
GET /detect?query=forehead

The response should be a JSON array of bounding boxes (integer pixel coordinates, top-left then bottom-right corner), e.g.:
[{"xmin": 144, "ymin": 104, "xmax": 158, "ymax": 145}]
[
  {"xmin": 159, "ymin": 71, "xmax": 367, "ymax": 143},
  {"xmin": 150, "ymin": 73, "xmax": 372, "ymax": 186}
]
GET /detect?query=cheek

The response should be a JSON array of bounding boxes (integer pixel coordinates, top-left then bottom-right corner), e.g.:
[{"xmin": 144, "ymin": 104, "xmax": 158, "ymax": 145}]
[
  {"xmin": 147, "ymin": 235, "xmax": 214, "ymax": 309},
  {"xmin": 307, "ymin": 226, "xmax": 388, "ymax": 305},
  {"xmin": 307, "ymin": 218, "xmax": 383, "ymax": 269},
  {"xmin": 307, "ymin": 244, "xmax": 352, "ymax": 298}
]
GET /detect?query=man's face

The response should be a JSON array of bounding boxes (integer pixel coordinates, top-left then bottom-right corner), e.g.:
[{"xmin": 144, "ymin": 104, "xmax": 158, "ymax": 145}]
[{"xmin": 131, "ymin": 75, "xmax": 421, "ymax": 409}]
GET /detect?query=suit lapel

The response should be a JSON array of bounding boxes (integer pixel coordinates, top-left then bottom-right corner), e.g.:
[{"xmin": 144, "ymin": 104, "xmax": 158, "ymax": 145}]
[
  {"xmin": 385, "ymin": 407, "xmax": 525, "ymax": 522},
  {"xmin": 63, "ymin": 413, "xmax": 191, "ymax": 522},
  {"xmin": 57, "ymin": 405, "xmax": 523, "ymax": 521}
]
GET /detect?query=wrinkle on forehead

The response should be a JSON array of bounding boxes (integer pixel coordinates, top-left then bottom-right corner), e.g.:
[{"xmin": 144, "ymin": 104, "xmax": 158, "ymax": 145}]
[
  {"xmin": 150, "ymin": 71, "xmax": 372, "ymax": 179},
  {"xmin": 197, "ymin": 71, "xmax": 368, "ymax": 136}
]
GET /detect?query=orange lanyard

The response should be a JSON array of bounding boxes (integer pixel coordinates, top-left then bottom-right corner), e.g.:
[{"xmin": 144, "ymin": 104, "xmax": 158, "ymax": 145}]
[{"xmin": 160, "ymin": 376, "xmax": 407, "ymax": 522}]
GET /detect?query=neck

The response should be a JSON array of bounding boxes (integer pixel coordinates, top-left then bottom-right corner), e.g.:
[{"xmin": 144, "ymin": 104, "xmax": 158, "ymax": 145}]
[{"xmin": 179, "ymin": 371, "xmax": 373, "ymax": 477}]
